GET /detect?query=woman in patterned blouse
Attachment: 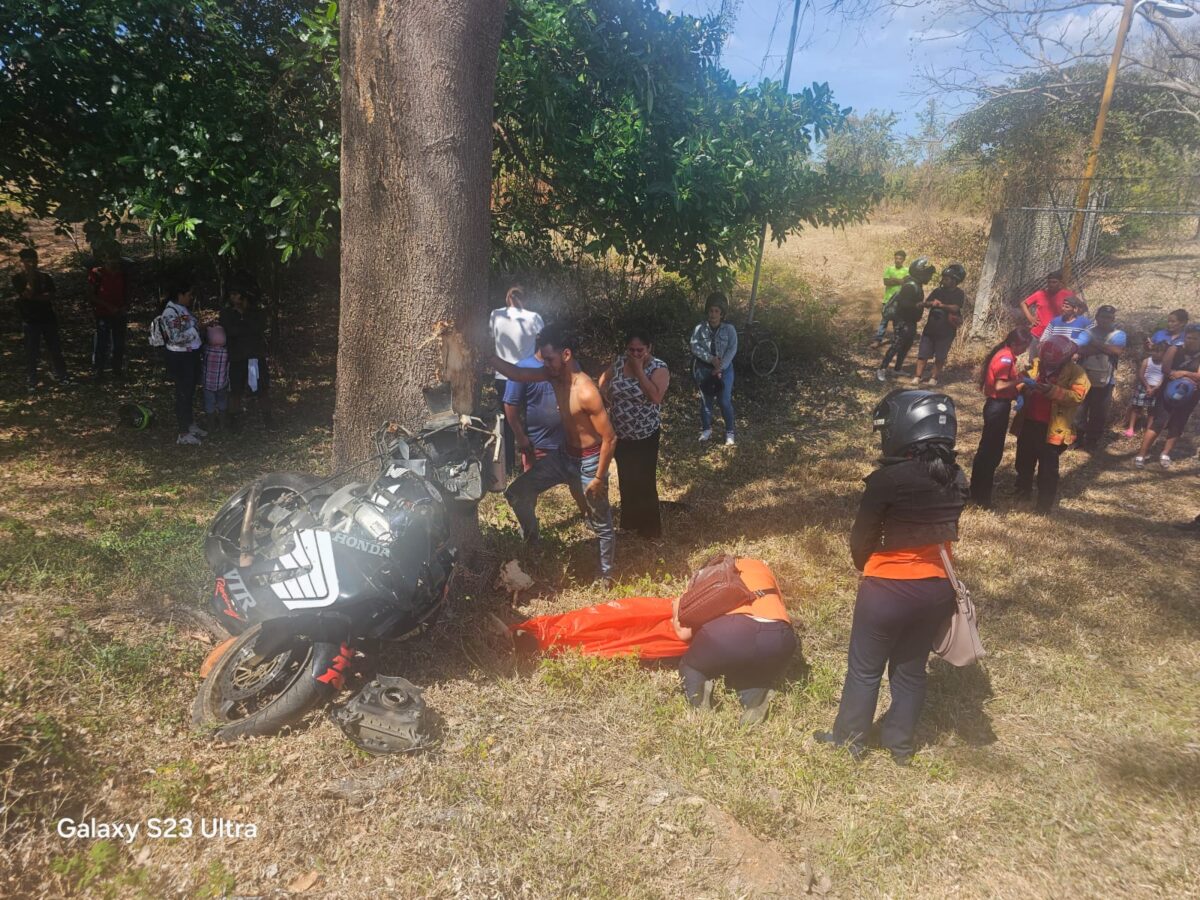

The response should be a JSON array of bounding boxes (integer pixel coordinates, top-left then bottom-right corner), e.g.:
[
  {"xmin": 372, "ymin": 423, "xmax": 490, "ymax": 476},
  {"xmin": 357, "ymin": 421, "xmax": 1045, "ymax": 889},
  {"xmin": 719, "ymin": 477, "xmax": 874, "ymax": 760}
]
[{"xmin": 599, "ymin": 328, "xmax": 671, "ymax": 538}]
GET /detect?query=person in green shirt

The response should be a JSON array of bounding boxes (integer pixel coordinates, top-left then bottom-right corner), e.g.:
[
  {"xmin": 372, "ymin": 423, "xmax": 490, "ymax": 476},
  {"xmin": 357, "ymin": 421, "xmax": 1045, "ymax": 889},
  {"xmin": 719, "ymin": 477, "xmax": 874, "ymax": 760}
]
[{"xmin": 871, "ymin": 250, "xmax": 908, "ymax": 348}]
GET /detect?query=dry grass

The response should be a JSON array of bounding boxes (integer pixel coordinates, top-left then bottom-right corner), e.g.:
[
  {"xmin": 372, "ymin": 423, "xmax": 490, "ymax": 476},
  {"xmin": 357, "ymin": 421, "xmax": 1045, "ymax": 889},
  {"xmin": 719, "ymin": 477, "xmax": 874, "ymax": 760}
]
[{"xmin": 1, "ymin": 215, "xmax": 1198, "ymax": 898}]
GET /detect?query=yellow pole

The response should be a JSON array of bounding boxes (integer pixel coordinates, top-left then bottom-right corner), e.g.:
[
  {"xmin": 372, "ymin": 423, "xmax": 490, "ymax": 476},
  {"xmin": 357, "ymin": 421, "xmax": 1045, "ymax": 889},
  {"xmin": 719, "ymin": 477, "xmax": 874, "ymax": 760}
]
[{"xmin": 1063, "ymin": 0, "xmax": 1137, "ymax": 285}]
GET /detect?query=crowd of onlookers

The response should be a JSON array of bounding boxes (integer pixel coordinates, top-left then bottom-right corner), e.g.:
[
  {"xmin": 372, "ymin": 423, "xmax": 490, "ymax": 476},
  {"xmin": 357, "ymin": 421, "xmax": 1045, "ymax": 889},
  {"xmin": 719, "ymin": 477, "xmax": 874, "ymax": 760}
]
[
  {"xmin": 487, "ymin": 283, "xmax": 756, "ymax": 583},
  {"xmin": 10, "ymin": 245, "xmax": 273, "ymax": 444},
  {"xmin": 873, "ymin": 250, "xmax": 1200, "ymax": 531}
]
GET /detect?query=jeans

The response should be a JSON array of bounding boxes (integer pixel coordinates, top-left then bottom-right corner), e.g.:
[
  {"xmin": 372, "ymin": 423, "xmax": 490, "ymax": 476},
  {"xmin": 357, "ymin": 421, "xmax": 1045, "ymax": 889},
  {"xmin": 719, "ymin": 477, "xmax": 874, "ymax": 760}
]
[
  {"xmin": 881, "ymin": 320, "xmax": 917, "ymax": 372},
  {"xmin": 164, "ymin": 349, "xmax": 199, "ymax": 433},
  {"xmin": 679, "ymin": 615, "xmax": 796, "ymax": 708},
  {"xmin": 92, "ymin": 314, "xmax": 127, "ymax": 375},
  {"xmin": 831, "ymin": 576, "xmax": 955, "ymax": 757},
  {"xmin": 1014, "ymin": 418, "xmax": 1065, "ymax": 512},
  {"xmin": 1075, "ymin": 383, "xmax": 1112, "ymax": 447},
  {"xmin": 23, "ymin": 316, "xmax": 68, "ymax": 385},
  {"xmin": 505, "ymin": 448, "xmax": 615, "ymax": 577},
  {"xmin": 696, "ymin": 364, "xmax": 735, "ymax": 435},
  {"xmin": 204, "ymin": 388, "xmax": 229, "ymax": 415},
  {"xmin": 873, "ymin": 311, "xmax": 892, "ymax": 342},
  {"xmin": 969, "ymin": 398, "xmax": 1012, "ymax": 508},
  {"xmin": 614, "ymin": 428, "xmax": 661, "ymax": 538}
]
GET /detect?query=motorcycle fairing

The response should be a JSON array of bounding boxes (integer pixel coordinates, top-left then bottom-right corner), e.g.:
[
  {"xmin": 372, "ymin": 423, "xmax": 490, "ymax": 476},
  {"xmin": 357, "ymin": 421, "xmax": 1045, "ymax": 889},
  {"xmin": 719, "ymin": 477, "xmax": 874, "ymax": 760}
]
[{"xmin": 268, "ymin": 528, "xmax": 340, "ymax": 609}]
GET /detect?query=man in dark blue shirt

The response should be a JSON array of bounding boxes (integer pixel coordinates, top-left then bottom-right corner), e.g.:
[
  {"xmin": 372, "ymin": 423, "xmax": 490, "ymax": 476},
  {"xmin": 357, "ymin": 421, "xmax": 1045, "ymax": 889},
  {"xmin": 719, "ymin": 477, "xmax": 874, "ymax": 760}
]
[{"xmin": 503, "ymin": 352, "xmax": 564, "ymax": 469}]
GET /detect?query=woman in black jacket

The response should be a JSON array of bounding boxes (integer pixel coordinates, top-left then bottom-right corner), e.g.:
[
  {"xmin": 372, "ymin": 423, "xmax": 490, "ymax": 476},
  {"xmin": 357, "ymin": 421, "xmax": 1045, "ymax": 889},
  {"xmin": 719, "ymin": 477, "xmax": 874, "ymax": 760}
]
[{"xmin": 815, "ymin": 390, "xmax": 968, "ymax": 764}]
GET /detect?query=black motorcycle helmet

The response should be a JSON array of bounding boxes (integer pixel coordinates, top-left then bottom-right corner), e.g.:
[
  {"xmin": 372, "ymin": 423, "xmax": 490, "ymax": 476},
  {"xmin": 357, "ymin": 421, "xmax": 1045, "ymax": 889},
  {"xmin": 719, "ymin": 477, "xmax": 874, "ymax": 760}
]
[
  {"xmin": 907, "ymin": 257, "xmax": 936, "ymax": 285},
  {"xmin": 942, "ymin": 262, "xmax": 966, "ymax": 284},
  {"xmin": 872, "ymin": 389, "xmax": 957, "ymax": 457}
]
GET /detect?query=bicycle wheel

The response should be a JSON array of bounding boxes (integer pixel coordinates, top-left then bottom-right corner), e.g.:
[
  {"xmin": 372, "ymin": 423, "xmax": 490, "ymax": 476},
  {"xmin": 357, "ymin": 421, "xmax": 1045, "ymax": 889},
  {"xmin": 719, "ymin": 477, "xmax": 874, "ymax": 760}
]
[{"xmin": 750, "ymin": 336, "xmax": 780, "ymax": 377}]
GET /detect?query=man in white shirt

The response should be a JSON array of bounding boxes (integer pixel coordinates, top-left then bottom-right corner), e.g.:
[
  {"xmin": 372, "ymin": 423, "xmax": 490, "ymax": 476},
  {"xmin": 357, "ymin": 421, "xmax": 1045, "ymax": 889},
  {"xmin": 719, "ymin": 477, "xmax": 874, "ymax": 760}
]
[{"xmin": 490, "ymin": 282, "xmax": 543, "ymax": 474}]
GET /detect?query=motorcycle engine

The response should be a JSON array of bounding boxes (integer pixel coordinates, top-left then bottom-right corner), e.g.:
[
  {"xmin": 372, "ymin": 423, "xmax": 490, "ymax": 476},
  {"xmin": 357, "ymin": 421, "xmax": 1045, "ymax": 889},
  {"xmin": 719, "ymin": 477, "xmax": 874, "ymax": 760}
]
[{"xmin": 328, "ymin": 675, "xmax": 434, "ymax": 754}]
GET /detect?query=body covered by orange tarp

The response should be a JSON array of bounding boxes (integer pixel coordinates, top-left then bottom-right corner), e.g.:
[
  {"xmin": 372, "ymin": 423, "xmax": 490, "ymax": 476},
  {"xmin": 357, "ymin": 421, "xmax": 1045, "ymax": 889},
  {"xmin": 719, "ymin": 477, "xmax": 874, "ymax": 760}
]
[{"xmin": 513, "ymin": 596, "xmax": 688, "ymax": 659}]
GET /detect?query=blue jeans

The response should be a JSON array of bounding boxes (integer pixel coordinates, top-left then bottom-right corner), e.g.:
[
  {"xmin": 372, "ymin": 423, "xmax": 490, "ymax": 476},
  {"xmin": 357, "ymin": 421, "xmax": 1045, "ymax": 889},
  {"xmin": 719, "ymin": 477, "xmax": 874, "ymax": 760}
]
[
  {"xmin": 874, "ymin": 310, "xmax": 892, "ymax": 341},
  {"xmin": 695, "ymin": 365, "xmax": 735, "ymax": 435},
  {"xmin": 505, "ymin": 448, "xmax": 615, "ymax": 577}
]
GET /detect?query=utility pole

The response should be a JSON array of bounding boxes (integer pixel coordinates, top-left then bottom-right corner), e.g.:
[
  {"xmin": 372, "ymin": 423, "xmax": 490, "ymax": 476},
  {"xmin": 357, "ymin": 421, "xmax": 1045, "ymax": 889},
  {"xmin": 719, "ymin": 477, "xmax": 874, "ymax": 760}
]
[
  {"xmin": 1062, "ymin": 0, "xmax": 1136, "ymax": 286},
  {"xmin": 746, "ymin": 0, "xmax": 803, "ymax": 324}
]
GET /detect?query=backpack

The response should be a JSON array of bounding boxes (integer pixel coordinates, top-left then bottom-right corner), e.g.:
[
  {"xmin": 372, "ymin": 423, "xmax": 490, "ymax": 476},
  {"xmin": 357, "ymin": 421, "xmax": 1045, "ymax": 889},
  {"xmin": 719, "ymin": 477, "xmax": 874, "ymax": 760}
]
[
  {"xmin": 148, "ymin": 312, "xmax": 169, "ymax": 347},
  {"xmin": 676, "ymin": 554, "xmax": 774, "ymax": 630}
]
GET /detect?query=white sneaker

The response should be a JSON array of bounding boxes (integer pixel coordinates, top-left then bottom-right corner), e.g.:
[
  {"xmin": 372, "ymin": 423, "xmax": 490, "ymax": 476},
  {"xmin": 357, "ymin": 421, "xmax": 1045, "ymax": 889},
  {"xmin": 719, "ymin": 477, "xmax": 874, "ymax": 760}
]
[
  {"xmin": 699, "ymin": 429, "xmax": 712, "ymax": 442},
  {"xmin": 1160, "ymin": 455, "xmax": 1172, "ymax": 469},
  {"xmin": 876, "ymin": 369, "xmax": 889, "ymax": 382},
  {"xmin": 725, "ymin": 433, "xmax": 736, "ymax": 446},
  {"xmin": 188, "ymin": 423, "xmax": 209, "ymax": 437},
  {"xmin": 1134, "ymin": 456, "xmax": 1145, "ymax": 468},
  {"xmin": 177, "ymin": 433, "xmax": 202, "ymax": 446},
  {"xmin": 928, "ymin": 378, "xmax": 939, "ymax": 387},
  {"xmin": 911, "ymin": 376, "xmax": 921, "ymax": 386}
]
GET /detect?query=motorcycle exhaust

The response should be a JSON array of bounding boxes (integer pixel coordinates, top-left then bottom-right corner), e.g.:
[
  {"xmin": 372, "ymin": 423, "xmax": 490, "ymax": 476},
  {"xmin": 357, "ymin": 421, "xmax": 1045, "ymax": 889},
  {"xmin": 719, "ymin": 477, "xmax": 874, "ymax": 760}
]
[{"xmin": 238, "ymin": 484, "xmax": 261, "ymax": 567}]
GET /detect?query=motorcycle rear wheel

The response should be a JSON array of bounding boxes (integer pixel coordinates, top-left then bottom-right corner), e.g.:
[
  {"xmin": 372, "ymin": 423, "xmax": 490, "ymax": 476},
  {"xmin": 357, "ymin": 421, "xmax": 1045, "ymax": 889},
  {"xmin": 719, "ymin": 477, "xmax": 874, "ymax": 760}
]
[{"xmin": 192, "ymin": 624, "xmax": 325, "ymax": 741}]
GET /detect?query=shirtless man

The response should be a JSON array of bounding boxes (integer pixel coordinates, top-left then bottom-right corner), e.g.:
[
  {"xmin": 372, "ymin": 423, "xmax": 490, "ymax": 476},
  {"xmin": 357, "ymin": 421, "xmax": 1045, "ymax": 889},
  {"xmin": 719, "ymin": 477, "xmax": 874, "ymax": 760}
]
[{"xmin": 492, "ymin": 323, "xmax": 617, "ymax": 581}]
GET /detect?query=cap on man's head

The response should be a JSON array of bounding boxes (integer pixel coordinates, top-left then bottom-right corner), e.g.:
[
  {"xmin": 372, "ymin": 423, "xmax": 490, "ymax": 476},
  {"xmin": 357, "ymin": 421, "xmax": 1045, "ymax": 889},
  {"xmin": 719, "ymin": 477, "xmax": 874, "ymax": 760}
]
[
  {"xmin": 1047, "ymin": 270, "xmax": 1063, "ymax": 280},
  {"xmin": 18, "ymin": 248, "xmax": 37, "ymax": 261},
  {"xmin": 1097, "ymin": 304, "xmax": 1116, "ymax": 316}
]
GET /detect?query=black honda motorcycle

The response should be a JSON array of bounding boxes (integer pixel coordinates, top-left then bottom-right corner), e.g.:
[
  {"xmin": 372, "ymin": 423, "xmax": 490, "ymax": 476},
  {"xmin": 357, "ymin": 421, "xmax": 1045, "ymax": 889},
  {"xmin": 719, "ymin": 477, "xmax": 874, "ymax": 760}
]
[{"xmin": 192, "ymin": 385, "xmax": 500, "ymax": 750}]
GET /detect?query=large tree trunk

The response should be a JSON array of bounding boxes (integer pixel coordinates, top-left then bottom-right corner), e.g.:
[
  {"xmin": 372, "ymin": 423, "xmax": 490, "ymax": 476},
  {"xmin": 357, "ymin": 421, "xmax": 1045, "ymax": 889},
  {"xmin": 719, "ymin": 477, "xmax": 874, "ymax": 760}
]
[{"xmin": 335, "ymin": 0, "xmax": 506, "ymax": 471}]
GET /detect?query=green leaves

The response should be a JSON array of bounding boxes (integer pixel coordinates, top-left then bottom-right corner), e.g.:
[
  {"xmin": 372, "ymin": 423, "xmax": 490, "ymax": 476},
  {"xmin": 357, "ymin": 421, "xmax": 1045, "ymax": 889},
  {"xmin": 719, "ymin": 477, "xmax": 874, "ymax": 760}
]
[
  {"xmin": 0, "ymin": 0, "xmax": 339, "ymax": 266},
  {"xmin": 493, "ymin": 0, "xmax": 877, "ymax": 284}
]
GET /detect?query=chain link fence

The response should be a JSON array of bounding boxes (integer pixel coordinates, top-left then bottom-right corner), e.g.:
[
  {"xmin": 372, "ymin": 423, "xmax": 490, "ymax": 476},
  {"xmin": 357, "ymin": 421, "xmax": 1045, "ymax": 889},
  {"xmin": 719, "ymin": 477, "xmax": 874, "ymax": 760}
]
[{"xmin": 970, "ymin": 175, "xmax": 1200, "ymax": 342}]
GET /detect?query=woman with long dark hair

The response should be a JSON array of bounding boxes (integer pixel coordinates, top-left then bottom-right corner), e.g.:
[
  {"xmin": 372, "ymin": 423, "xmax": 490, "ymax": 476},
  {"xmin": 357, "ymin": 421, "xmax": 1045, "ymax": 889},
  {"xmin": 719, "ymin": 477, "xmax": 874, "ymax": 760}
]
[
  {"xmin": 160, "ymin": 278, "xmax": 204, "ymax": 445},
  {"xmin": 599, "ymin": 327, "xmax": 670, "ymax": 538},
  {"xmin": 969, "ymin": 325, "xmax": 1032, "ymax": 508},
  {"xmin": 815, "ymin": 390, "xmax": 968, "ymax": 764}
]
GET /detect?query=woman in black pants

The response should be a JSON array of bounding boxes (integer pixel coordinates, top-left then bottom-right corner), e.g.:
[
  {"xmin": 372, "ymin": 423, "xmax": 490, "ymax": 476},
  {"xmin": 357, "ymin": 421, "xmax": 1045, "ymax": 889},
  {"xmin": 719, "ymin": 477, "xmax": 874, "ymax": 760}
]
[
  {"xmin": 815, "ymin": 390, "xmax": 968, "ymax": 763},
  {"xmin": 599, "ymin": 328, "xmax": 670, "ymax": 538},
  {"xmin": 673, "ymin": 558, "xmax": 796, "ymax": 726},
  {"xmin": 970, "ymin": 326, "xmax": 1032, "ymax": 508},
  {"xmin": 160, "ymin": 279, "xmax": 205, "ymax": 445}
]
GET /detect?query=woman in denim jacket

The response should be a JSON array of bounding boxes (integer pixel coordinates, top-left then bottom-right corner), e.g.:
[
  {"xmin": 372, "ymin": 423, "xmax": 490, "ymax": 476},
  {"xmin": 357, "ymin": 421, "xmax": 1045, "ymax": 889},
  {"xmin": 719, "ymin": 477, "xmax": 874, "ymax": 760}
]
[{"xmin": 690, "ymin": 294, "xmax": 738, "ymax": 446}]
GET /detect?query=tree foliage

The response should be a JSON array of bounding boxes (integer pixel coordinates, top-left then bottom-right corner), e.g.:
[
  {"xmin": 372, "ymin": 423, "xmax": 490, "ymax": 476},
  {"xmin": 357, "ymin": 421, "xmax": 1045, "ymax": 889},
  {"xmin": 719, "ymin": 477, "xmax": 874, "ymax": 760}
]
[
  {"xmin": 951, "ymin": 63, "xmax": 1200, "ymax": 201},
  {"xmin": 494, "ymin": 0, "xmax": 878, "ymax": 284},
  {"xmin": 0, "ymin": 0, "xmax": 339, "ymax": 271},
  {"xmin": 1, "ymin": 0, "xmax": 878, "ymax": 285}
]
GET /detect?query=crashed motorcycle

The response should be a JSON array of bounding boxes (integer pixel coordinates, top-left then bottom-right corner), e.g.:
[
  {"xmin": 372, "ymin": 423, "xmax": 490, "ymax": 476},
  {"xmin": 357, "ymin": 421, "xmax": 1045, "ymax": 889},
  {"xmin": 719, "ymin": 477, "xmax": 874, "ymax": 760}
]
[{"xmin": 193, "ymin": 386, "xmax": 500, "ymax": 752}]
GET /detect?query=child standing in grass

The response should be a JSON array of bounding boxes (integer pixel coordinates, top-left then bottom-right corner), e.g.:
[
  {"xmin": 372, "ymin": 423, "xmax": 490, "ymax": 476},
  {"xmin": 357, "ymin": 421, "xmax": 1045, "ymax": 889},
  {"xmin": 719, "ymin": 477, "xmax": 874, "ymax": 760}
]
[
  {"xmin": 1124, "ymin": 342, "xmax": 1166, "ymax": 437},
  {"xmin": 202, "ymin": 324, "xmax": 230, "ymax": 431}
]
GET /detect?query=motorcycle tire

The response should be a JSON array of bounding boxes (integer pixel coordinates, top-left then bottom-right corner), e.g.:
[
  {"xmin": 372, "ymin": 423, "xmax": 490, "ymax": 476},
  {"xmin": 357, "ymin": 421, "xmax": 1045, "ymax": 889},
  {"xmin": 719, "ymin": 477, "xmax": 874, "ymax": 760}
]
[
  {"xmin": 192, "ymin": 623, "xmax": 326, "ymax": 741},
  {"xmin": 204, "ymin": 472, "xmax": 329, "ymax": 574}
]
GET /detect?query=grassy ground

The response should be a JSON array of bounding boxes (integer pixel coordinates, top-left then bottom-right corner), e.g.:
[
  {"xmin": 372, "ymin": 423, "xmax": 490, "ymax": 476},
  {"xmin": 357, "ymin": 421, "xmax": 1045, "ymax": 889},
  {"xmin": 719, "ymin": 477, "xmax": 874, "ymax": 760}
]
[{"xmin": 1, "ymin": 213, "xmax": 1198, "ymax": 898}]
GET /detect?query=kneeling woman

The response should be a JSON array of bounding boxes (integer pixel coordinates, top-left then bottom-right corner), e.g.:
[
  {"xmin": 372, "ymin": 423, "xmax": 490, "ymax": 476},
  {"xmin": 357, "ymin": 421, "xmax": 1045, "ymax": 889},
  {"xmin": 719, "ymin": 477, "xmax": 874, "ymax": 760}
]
[
  {"xmin": 672, "ymin": 558, "xmax": 796, "ymax": 725},
  {"xmin": 816, "ymin": 390, "xmax": 968, "ymax": 763}
]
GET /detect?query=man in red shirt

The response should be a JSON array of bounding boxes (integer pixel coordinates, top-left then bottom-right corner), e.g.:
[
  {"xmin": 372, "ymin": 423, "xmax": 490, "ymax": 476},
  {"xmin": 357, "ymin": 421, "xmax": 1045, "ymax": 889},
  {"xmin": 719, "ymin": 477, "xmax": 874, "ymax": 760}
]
[
  {"xmin": 87, "ymin": 244, "xmax": 130, "ymax": 381},
  {"xmin": 1020, "ymin": 270, "xmax": 1073, "ymax": 359}
]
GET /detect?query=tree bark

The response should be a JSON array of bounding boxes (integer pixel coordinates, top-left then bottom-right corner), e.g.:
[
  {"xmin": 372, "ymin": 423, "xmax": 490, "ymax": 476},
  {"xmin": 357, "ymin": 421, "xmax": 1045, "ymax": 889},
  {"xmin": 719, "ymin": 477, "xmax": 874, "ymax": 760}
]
[{"xmin": 335, "ymin": 0, "xmax": 507, "ymax": 471}]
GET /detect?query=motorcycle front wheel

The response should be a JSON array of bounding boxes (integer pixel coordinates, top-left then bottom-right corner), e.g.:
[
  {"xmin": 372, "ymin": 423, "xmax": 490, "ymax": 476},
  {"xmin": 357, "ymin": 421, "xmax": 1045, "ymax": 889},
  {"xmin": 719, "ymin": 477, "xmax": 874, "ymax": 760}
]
[{"xmin": 192, "ymin": 624, "xmax": 325, "ymax": 741}]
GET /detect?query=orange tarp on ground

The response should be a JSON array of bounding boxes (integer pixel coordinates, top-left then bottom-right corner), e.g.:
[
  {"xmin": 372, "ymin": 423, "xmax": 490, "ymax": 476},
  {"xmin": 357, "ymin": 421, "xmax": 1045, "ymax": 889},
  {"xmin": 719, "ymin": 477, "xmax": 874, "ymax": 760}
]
[{"xmin": 512, "ymin": 596, "xmax": 688, "ymax": 659}]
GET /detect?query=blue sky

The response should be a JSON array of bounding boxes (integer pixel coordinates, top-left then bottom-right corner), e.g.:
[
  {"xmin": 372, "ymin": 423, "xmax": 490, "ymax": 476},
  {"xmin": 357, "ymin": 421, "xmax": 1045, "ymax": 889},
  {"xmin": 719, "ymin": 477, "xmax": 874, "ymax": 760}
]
[{"xmin": 657, "ymin": 0, "xmax": 991, "ymax": 133}]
